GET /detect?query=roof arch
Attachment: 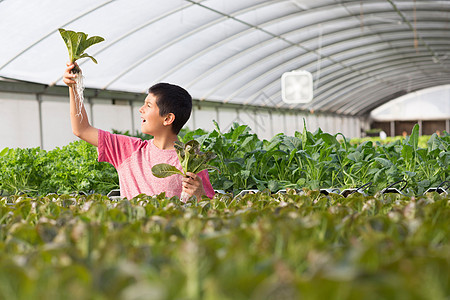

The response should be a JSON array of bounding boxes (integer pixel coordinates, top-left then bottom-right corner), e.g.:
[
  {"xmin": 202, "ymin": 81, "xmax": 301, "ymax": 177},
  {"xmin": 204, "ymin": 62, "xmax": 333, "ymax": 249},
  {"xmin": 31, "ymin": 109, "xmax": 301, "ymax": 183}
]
[{"xmin": 0, "ymin": 0, "xmax": 448, "ymax": 117}]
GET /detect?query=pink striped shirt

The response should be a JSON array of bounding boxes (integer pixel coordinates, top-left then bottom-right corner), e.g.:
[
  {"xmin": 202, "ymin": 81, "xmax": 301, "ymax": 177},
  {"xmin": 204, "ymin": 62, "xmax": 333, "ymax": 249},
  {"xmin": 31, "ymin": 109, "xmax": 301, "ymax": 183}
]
[{"xmin": 97, "ymin": 130, "xmax": 214, "ymax": 200}]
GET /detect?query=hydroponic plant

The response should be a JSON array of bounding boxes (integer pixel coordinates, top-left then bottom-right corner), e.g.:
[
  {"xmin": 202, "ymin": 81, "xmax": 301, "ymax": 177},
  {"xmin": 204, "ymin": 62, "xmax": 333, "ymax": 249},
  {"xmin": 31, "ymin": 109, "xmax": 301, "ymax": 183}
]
[
  {"xmin": 0, "ymin": 191, "xmax": 448, "ymax": 299},
  {"xmin": 58, "ymin": 28, "xmax": 104, "ymax": 118},
  {"xmin": 152, "ymin": 140, "xmax": 217, "ymax": 202},
  {"xmin": 1, "ymin": 124, "xmax": 448, "ymax": 197}
]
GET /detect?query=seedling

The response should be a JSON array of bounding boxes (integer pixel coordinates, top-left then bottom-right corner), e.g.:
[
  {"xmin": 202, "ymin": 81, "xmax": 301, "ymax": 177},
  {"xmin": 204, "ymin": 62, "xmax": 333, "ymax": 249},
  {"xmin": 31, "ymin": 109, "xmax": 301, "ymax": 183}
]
[
  {"xmin": 59, "ymin": 28, "xmax": 104, "ymax": 118},
  {"xmin": 59, "ymin": 28, "xmax": 104, "ymax": 73},
  {"xmin": 152, "ymin": 140, "xmax": 217, "ymax": 202}
]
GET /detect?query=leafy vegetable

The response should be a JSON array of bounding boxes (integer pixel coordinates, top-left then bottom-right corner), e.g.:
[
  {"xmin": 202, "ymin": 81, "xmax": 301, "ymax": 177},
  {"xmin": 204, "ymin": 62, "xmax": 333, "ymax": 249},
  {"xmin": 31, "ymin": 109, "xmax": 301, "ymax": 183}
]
[
  {"xmin": 58, "ymin": 28, "xmax": 105, "ymax": 120},
  {"xmin": 152, "ymin": 140, "xmax": 217, "ymax": 201},
  {"xmin": 1, "ymin": 125, "xmax": 448, "ymax": 197},
  {"xmin": 152, "ymin": 140, "xmax": 217, "ymax": 179},
  {"xmin": 0, "ymin": 141, "xmax": 118, "ymax": 196},
  {"xmin": 0, "ymin": 191, "xmax": 449, "ymax": 299},
  {"xmin": 58, "ymin": 28, "xmax": 104, "ymax": 74}
]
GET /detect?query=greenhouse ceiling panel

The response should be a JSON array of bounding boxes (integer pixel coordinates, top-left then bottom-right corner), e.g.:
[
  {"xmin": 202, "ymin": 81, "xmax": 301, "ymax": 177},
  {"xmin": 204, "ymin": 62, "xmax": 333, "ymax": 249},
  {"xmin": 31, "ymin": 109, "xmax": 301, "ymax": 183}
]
[{"xmin": 0, "ymin": 0, "xmax": 449, "ymax": 116}]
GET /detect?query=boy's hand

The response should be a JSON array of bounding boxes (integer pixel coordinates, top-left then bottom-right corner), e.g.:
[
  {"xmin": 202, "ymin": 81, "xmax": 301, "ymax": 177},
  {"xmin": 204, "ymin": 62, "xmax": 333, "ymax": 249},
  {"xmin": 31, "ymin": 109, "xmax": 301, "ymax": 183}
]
[
  {"xmin": 62, "ymin": 62, "xmax": 79, "ymax": 87},
  {"xmin": 182, "ymin": 172, "xmax": 206, "ymax": 200}
]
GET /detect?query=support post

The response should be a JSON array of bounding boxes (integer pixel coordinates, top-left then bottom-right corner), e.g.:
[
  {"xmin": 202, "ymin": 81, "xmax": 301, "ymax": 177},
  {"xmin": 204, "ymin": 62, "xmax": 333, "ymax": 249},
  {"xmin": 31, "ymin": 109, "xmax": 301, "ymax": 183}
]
[
  {"xmin": 215, "ymin": 106, "xmax": 219, "ymax": 126},
  {"xmin": 390, "ymin": 120, "xmax": 395, "ymax": 137},
  {"xmin": 190, "ymin": 105, "xmax": 196, "ymax": 130},
  {"xmin": 37, "ymin": 94, "xmax": 43, "ymax": 149},
  {"xmin": 129, "ymin": 100, "xmax": 135, "ymax": 134},
  {"xmin": 87, "ymin": 97, "xmax": 94, "ymax": 127},
  {"xmin": 269, "ymin": 111, "xmax": 273, "ymax": 138}
]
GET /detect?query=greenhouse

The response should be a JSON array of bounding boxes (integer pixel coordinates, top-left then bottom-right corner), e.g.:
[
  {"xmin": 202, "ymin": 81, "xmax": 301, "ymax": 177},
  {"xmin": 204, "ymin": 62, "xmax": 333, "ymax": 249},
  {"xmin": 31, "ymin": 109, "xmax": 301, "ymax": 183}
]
[{"xmin": 0, "ymin": 1, "xmax": 449, "ymax": 299}]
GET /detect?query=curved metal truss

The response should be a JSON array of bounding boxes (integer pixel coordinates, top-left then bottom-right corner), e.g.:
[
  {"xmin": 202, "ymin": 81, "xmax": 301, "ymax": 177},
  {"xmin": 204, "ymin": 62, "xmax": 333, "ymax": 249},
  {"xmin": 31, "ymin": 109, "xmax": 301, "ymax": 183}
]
[{"xmin": 0, "ymin": 0, "xmax": 448, "ymax": 116}]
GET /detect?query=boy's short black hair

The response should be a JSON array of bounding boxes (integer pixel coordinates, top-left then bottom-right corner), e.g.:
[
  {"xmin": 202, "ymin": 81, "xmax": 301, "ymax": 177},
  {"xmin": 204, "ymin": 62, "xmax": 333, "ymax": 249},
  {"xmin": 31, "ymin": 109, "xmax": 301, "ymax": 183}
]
[{"xmin": 148, "ymin": 83, "xmax": 192, "ymax": 134}]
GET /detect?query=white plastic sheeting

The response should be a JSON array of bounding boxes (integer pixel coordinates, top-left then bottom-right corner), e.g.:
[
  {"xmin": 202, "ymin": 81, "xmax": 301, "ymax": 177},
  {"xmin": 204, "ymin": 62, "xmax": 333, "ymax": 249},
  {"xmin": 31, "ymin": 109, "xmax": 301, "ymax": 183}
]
[
  {"xmin": 0, "ymin": 90, "xmax": 362, "ymax": 150},
  {"xmin": 371, "ymin": 85, "xmax": 450, "ymax": 121},
  {"xmin": 0, "ymin": 0, "xmax": 449, "ymax": 116}
]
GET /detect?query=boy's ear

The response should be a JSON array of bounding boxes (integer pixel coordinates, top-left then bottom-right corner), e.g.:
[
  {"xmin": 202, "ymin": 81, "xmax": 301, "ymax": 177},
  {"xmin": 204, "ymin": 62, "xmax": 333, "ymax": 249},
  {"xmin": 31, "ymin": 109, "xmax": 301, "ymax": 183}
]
[{"xmin": 163, "ymin": 113, "xmax": 175, "ymax": 126}]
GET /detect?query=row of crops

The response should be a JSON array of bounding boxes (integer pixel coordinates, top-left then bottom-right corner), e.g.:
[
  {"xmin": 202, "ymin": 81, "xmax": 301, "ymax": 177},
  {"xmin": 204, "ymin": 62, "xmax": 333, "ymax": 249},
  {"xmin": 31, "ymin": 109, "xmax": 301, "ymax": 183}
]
[
  {"xmin": 0, "ymin": 190, "xmax": 449, "ymax": 299},
  {"xmin": 0, "ymin": 123, "xmax": 449, "ymax": 299},
  {"xmin": 2, "ymin": 122, "xmax": 448, "ymax": 197},
  {"xmin": 194, "ymin": 122, "xmax": 449, "ymax": 196}
]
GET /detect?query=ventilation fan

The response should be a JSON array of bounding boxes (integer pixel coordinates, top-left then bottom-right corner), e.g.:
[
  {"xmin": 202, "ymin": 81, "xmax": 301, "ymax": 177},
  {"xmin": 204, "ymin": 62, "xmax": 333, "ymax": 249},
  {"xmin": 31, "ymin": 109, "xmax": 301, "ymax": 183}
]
[{"xmin": 281, "ymin": 70, "xmax": 313, "ymax": 103}]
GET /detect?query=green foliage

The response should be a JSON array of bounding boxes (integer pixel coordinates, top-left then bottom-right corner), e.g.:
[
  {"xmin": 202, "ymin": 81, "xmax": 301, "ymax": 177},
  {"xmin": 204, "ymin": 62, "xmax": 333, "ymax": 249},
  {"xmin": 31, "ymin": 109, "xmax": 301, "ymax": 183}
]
[
  {"xmin": 58, "ymin": 28, "xmax": 104, "ymax": 73},
  {"xmin": 350, "ymin": 134, "xmax": 431, "ymax": 148},
  {"xmin": 1, "ymin": 124, "xmax": 448, "ymax": 197},
  {"xmin": 0, "ymin": 124, "xmax": 447, "ymax": 298},
  {"xmin": 0, "ymin": 191, "xmax": 448, "ymax": 299},
  {"xmin": 0, "ymin": 141, "xmax": 118, "ymax": 196},
  {"xmin": 188, "ymin": 122, "xmax": 449, "ymax": 195},
  {"xmin": 152, "ymin": 140, "xmax": 217, "ymax": 178},
  {"xmin": 151, "ymin": 163, "xmax": 183, "ymax": 178}
]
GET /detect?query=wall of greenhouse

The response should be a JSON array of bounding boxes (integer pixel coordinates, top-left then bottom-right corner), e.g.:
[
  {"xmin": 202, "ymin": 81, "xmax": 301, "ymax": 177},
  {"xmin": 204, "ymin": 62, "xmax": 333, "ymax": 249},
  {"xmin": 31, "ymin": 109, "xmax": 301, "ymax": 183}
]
[
  {"xmin": 370, "ymin": 85, "xmax": 450, "ymax": 136},
  {"xmin": 0, "ymin": 89, "xmax": 364, "ymax": 150}
]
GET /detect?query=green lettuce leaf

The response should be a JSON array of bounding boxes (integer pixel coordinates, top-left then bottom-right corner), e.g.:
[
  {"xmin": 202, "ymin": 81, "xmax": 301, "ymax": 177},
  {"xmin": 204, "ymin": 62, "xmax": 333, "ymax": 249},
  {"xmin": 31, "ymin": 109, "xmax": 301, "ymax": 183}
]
[
  {"xmin": 151, "ymin": 163, "xmax": 183, "ymax": 178},
  {"xmin": 59, "ymin": 28, "xmax": 104, "ymax": 73},
  {"xmin": 151, "ymin": 140, "xmax": 217, "ymax": 178}
]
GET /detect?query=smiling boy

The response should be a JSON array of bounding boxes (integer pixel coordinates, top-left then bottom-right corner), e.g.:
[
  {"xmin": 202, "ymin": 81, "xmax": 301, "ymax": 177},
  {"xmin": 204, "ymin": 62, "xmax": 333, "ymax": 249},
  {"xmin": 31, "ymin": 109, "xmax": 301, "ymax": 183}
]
[{"xmin": 63, "ymin": 63, "xmax": 214, "ymax": 200}]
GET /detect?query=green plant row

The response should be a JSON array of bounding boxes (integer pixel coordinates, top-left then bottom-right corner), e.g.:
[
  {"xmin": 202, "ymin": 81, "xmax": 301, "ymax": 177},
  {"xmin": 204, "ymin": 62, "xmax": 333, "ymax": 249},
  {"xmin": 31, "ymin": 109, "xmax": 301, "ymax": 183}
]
[
  {"xmin": 180, "ymin": 122, "xmax": 449, "ymax": 196},
  {"xmin": 0, "ymin": 191, "xmax": 448, "ymax": 299},
  {"xmin": 0, "ymin": 141, "xmax": 118, "ymax": 195},
  {"xmin": 0, "ymin": 123, "xmax": 449, "ymax": 196},
  {"xmin": 350, "ymin": 135, "xmax": 432, "ymax": 148}
]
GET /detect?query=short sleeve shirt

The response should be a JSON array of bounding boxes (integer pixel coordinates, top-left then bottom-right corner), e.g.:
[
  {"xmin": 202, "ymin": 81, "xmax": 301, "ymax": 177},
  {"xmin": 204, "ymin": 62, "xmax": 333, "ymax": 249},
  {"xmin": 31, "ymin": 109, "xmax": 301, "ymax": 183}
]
[{"xmin": 97, "ymin": 129, "xmax": 214, "ymax": 200}]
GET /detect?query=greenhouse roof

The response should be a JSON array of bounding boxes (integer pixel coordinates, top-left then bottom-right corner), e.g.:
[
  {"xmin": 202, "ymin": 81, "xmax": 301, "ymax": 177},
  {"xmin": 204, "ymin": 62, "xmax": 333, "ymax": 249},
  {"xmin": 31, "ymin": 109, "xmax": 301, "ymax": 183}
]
[{"xmin": 0, "ymin": 0, "xmax": 449, "ymax": 116}]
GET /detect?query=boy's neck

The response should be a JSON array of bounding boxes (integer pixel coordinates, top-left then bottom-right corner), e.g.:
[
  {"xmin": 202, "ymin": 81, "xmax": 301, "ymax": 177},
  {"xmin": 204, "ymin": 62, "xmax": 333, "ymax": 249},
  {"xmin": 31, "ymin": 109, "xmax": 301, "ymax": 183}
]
[{"xmin": 152, "ymin": 134, "xmax": 178, "ymax": 150}]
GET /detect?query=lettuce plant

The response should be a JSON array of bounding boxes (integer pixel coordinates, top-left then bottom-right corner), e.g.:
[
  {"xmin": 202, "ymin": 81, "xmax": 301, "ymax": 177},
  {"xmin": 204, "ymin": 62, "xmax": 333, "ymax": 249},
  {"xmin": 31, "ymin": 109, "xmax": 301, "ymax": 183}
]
[
  {"xmin": 58, "ymin": 28, "xmax": 104, "ymax": 74},
  {"xmin": 152, "ymin": 140, "xmax": 217, "ymax": 202},
  {"xmin": 59, "ymin": 28, "xmax": 104, "ymax": 119}
]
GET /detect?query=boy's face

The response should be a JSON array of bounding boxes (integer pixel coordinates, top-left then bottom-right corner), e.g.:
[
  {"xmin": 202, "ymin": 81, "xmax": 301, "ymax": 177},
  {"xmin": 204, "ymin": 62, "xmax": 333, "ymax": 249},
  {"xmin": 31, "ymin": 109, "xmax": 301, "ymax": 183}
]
[{"xmin": 139, "ymin": 93, "xmax": 166, "ymax": 135}]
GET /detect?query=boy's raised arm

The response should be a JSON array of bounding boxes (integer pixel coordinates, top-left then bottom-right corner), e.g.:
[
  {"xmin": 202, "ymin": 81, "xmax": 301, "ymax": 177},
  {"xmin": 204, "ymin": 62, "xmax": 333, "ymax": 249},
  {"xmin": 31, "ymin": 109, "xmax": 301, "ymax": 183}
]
[{"xmin": 63, "ymin": 63, "xmax": 99, "ymax": 147}]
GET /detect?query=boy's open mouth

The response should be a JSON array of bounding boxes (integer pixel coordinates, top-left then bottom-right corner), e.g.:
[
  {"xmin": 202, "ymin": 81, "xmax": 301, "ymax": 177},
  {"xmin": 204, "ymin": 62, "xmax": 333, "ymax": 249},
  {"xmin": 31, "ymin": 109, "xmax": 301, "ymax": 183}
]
[{"xmin": 141, "ymin": 118, "xmax": 146, "ymax": 123}]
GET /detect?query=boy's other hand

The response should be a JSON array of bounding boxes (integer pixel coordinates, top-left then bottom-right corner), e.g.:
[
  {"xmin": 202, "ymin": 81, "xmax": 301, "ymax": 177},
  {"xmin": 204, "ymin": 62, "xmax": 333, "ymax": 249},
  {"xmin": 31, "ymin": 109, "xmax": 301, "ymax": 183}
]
[
  {"xmin": 63, "ymin": 62, "xmax": 78, "ymax": 87},
  {"xmin": 182, "ymin": 172, "xmax": 206, "ymax": 200}
]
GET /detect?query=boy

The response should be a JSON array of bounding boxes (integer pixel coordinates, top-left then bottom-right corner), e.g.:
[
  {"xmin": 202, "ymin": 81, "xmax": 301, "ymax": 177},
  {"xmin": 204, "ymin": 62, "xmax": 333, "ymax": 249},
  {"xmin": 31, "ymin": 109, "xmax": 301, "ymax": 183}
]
[{"xmin": 63, "ymin": 63, "xmax": 215, "ymax": 200}]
